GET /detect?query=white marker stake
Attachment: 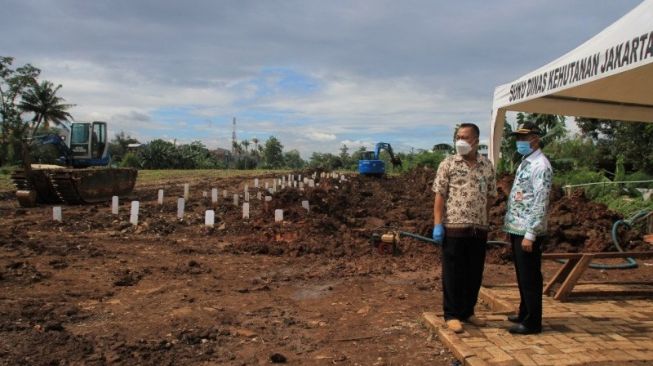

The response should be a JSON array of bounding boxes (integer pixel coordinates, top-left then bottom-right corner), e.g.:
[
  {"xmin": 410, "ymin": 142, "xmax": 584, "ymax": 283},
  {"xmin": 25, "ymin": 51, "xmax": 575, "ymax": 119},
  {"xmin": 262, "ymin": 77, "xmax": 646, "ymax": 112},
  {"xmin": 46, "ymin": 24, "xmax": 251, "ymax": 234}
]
[
  {"xmin": 265, "ymin": 182, "xmax": 269, "ymax": 189},
  {"xmin": 302, "ymin": 200, "xmax": 310, "ymax": 212},
  {"xmin": 233, "ymin": 194, "xmax": 239, "ymax": 206},
  {"xmin": 254, "ymin": 178, "xmax": 259, "ymax": 188},
  {"xmin": 158, "ymin": 189, "xmax": 164, "ymax": 205},
  {"xmin": 245, "ymin": 191, "xmax": 250, "ymax": 202},
  {"xmin": 242, "ymin": 202, "xmax": 250, "ymax": 219},
  {"xmin": 211, "ymin": 188, "xmax": 218, "ymax": 203},
  {"xmin": 274, "ymin": 209, "xmax": 283, "ymax": 223},
  {"xmin": 257, "ymin": 191, "xmax": 262, "ymax": 200},
  {"xmin": 264, "ymin": 195, "xmax": 272, "ymax": 212},
  {"xmin": 223, "ymin": 189, "xmax": 228, "ymax": 198},
  {"xmin": 177, "ymin": 198, "xmax": 185, "ymax": 220},
  {"xmin": 205, "ymin": 210, "xmax": 215, "ymax": 227},
  {"xmin": 183, "ymin": 184, "xmax": 189, "ymax": 201},
  {"xmin": 53, "ymin": 206, "xmax": 62, "ymax": 222},
  {"xmin": 130, "ymin": 201, "xmax": 139, "ymax": 226},
  {"xmin": 202, "ymin": 191, "xmax": 207, "ymax": 198},
  {"xmin": 111, "ymin": 196, "xmax": 119, "ymax": 214}
]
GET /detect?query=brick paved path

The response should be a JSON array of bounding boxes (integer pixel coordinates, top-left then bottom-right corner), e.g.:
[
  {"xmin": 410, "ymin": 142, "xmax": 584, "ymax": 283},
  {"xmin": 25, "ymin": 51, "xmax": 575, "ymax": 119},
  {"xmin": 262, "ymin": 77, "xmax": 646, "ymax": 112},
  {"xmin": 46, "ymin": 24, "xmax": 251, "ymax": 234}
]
[{"xmin": 424, "ymin": 284, "xmax": 653, "ymax": 365}]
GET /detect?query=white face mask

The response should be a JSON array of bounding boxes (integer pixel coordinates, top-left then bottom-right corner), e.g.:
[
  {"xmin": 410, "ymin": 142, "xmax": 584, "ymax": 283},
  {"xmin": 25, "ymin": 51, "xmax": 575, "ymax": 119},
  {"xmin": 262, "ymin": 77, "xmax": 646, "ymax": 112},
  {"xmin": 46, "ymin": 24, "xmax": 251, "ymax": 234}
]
[{"xmin": 455, "ymin": 140, "xmax": 472, "ymax": 156}]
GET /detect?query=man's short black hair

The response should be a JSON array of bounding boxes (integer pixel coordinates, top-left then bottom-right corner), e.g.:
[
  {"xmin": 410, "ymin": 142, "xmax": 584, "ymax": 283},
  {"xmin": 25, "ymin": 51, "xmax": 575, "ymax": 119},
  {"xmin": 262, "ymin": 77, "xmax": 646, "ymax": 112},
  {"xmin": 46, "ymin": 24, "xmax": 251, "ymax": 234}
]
[{"xmin": 458, "ymin": 123, "xmax": 480, "ymax": 138}]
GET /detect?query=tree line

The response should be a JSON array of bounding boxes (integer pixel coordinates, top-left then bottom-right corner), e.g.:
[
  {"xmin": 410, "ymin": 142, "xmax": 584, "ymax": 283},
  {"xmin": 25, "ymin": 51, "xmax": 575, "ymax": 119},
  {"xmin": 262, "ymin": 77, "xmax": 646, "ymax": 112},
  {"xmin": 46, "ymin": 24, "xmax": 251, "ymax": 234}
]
[{"xmin": 2, "ymin": 56, "xmax": 652, "ymax": 179}]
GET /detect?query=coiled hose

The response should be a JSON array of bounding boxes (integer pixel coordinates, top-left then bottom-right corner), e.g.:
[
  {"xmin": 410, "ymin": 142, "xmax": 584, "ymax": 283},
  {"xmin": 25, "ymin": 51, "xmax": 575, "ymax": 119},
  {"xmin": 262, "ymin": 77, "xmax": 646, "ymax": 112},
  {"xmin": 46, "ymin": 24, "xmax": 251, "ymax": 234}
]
[
  {"xmin": 598, "ymin": 209, "xmax": 652, "ymax": 269},
  {"xmin": 485, "ymin": 210, "xmax": 651, "ymax": 270}
]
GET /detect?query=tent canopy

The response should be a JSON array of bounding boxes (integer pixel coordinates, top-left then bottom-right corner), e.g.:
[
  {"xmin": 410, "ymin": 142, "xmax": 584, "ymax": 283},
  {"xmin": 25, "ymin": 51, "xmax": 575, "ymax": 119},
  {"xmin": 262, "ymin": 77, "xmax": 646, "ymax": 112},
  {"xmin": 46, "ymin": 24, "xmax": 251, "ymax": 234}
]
[{"xmin": 489, "ymin": 0, "xmax": 653, "ymax": 163}]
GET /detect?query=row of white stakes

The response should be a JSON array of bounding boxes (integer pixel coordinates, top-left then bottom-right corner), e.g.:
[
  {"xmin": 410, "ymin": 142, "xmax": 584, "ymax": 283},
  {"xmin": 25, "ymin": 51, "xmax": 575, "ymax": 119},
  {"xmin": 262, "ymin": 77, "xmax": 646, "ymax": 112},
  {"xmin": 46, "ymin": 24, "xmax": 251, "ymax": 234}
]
[
  {"xmin": 51, "ymin": 196, "xmax": 310, "ymax": 227},
  {"xmin": 51, "ymin": 173, "xmax": 346, "ymax": 224}
]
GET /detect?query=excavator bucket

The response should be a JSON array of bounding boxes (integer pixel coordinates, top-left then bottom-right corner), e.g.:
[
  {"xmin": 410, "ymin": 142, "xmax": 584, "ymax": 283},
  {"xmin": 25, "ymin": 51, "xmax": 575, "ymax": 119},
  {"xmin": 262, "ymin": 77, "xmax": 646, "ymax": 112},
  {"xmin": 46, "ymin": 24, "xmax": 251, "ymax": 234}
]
[{"xmin": 11, "ymin": 167, "xmax": 138, "ymax": 206}]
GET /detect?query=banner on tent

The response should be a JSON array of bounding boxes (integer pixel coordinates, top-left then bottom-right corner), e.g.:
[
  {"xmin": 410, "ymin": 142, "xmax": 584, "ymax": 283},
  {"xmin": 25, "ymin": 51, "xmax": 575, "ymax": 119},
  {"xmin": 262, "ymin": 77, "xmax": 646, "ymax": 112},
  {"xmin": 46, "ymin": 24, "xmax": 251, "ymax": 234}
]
[{"xmin": 509, "ymin": 30, "xmax": 653, "ymax": 103}]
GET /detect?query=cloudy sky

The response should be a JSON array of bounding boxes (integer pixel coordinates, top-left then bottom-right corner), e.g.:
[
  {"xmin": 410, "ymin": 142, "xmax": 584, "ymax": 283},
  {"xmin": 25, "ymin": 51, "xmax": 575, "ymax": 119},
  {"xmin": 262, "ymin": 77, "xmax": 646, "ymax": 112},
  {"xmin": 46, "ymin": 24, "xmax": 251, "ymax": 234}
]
[{"xmin": 0, "ymin": 0, "xmax": 641, "ymax": 157}]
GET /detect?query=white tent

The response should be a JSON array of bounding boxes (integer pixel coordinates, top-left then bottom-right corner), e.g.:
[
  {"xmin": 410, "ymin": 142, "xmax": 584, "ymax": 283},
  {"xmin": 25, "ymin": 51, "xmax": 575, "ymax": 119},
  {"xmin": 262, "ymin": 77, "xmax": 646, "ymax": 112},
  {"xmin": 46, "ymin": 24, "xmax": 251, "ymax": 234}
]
[{"xmin": 489, "ymin": 0, "xmax": 653, "ymax": 163}]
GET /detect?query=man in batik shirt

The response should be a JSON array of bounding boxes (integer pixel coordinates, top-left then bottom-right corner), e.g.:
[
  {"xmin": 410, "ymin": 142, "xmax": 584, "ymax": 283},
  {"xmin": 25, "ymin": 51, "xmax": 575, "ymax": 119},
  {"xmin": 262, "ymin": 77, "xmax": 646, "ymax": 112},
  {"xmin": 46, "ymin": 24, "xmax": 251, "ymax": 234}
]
[{"xmin": 432, "ymin": 123, "xmax": 497, "ymax": 334}]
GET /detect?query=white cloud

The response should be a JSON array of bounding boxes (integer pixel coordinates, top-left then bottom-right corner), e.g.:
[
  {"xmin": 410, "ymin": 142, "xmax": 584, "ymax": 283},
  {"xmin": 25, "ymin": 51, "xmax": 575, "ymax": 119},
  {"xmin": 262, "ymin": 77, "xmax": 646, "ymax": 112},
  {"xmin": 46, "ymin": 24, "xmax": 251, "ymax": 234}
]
[
  {"xmin": 305, "ymin": 131, "xmax": 337, "ymax": 141},
  {"xmin": 1, "ymin": 0, "xmax": 639, "ymax": 157}
]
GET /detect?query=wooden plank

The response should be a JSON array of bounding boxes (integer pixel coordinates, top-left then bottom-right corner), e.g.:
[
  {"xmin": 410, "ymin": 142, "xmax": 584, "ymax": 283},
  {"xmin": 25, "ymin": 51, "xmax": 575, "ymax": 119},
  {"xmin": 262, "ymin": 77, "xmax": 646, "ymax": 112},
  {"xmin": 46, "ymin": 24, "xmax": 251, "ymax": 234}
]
[
  {"xmin": 542, "ymin": 253, "xmax": 585, "ymax": 260},
  {"xmin": 543, "ymin": 251, "xmax": 653, "ymax": 259},
  {"xmin": 543, "ymin": 257, "xmax": 580, "ymax": 296},
  {"xmin": 588, "ymin": 251, "xmax": 653, "ymax": 259},
  {"xmin": 554, "ymin": 254, "xmax": 594, "ymax": 301}
]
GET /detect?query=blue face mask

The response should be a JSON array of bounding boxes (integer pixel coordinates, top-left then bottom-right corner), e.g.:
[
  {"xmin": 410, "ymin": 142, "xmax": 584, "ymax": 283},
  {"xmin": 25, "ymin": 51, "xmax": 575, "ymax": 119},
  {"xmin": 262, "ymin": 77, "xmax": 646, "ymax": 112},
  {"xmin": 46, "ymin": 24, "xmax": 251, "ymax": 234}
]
[{"xmin": 516, "ymin": 141, "xmax": 533, "ymax": 156}]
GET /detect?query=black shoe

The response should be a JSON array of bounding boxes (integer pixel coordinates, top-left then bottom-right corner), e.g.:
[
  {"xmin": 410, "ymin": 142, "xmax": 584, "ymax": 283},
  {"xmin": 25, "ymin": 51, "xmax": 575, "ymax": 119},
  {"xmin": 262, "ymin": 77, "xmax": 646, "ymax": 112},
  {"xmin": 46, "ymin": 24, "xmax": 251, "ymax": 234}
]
[
  {"xmin": 507, "ymin": 314, "xmax": 522, "ymax": 323},
  {"xmin": 508, "ymin": 324, "xmax": 542, "ymax": 335}
]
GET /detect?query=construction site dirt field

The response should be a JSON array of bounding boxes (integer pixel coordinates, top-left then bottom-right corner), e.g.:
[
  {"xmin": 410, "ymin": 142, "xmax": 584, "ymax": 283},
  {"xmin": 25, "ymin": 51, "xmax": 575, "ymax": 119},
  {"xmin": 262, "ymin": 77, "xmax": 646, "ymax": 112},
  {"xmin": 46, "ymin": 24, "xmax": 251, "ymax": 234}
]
[{"xmin": 1, "ymin": 169, "xmax": 652, "ymax": 365}]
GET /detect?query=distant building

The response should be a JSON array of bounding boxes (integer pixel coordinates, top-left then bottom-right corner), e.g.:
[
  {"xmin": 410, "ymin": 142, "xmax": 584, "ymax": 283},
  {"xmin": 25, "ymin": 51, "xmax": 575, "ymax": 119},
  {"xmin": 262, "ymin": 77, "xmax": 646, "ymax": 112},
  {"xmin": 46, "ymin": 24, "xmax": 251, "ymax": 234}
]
[
  {"xmin": 126, "ymin": 143, "xmax": 142, "ymax": 152},
  {"xmin": 210, "ymin": 147, "xmax": 232, "ymax": 160}
]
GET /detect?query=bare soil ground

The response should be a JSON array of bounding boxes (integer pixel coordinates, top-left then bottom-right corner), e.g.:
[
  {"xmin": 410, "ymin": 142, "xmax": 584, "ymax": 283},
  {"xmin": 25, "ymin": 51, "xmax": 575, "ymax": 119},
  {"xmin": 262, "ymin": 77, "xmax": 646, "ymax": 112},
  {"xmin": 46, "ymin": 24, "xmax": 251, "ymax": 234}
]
[{"xmin": 1, "ymin": 169, "xmax": 651, "ymax": 365}]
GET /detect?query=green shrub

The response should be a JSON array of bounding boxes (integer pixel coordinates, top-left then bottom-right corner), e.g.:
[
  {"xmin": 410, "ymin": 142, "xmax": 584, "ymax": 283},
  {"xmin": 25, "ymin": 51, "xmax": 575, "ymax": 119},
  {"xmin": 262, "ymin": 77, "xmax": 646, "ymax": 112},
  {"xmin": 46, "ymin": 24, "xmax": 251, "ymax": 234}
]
[
  {"xmin": 594, "ymin": 195, "xmax": 653, "ymax": 217},
  {"xmin": 120, "ymin": 152, "xmax": 141, "ymax": 168},
  {"xmin": 554, "ymin": 169, "xmax": 613, "ymax": 199},
  {"xmin": 412, "ymin": 151, "xmax": 445, "ymax": 169},
  {"xmin": 624, "ymin": 171, "xmax": 653, "ymax": 190}
]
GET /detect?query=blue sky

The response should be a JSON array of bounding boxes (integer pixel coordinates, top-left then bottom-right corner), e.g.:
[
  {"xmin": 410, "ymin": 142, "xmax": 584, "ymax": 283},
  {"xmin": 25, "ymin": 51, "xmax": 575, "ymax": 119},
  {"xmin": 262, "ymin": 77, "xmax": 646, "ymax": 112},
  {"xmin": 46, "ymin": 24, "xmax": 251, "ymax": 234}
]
[{"xmin": 0, "ymin": 0, "xmax": 642, "ymax": 158}]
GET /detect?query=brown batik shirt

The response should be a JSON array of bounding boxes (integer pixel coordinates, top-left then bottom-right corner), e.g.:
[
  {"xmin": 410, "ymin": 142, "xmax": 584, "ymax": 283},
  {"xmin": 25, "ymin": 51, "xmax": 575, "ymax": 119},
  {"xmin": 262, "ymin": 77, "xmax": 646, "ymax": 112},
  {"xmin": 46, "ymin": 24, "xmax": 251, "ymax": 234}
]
[{"xmin": 432, "ymin": 153, "xmax": 497, "ymax": 235}]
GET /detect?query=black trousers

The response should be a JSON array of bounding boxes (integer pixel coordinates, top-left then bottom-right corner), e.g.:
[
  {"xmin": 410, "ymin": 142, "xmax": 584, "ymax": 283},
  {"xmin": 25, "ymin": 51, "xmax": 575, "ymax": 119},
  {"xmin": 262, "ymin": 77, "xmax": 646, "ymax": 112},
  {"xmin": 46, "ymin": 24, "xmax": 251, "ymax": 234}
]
[
  {"xmin": 510, "ymin": 234, "xmax": 543, "ymax": 329},
  {"xmin": 442, "ymin": 235, "xmax": 487, "ymax": 321}
]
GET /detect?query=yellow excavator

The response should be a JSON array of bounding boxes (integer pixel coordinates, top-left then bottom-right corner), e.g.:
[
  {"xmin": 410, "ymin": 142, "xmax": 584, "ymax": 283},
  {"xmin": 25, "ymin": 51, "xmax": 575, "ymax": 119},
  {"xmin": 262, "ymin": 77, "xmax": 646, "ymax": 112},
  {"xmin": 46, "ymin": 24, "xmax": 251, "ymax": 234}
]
[{"xmin": 11, "ymin": 121, "xmax": 137, "ymax": 207}]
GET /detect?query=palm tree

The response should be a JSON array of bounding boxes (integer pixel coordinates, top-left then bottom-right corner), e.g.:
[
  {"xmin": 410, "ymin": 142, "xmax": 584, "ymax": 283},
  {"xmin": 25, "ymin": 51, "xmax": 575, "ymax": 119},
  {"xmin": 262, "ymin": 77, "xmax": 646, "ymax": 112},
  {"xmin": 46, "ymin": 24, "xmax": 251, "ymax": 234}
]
[
  {"xmin": 251, "ymin": 137, "xmax": 259, "ymax": 151},
  {"xmin": 241, "ymin": 139, "xmax": 250, "ymax": 154},
  {"xmin": 19, "ymin": 80, "xmax": 74, "ymax": 137}
]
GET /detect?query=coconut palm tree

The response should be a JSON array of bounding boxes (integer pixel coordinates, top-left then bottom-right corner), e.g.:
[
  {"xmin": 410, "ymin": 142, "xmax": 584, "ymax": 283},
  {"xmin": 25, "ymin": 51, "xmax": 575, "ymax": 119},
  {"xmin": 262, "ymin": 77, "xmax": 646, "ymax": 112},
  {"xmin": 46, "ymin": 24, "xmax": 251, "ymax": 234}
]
[
  {"xmin": 241, "ymin": 139, "xmax": 250, "ymax": 154},
  {"xmin": 19, "ymin": 80, "xmax": 73, "ymax": 137}
]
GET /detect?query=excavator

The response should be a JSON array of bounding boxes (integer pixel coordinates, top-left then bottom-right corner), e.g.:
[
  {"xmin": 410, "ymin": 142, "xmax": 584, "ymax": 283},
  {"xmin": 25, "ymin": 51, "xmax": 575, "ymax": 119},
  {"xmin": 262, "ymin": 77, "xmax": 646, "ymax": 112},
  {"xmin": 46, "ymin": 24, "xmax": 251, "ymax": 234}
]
[
  {"xmin": 11, "ymin": 121, "xmax": 138, "ymax": 207},
  {"xmin": 358, "ymin": 142, "xmax": 402, "ymax": 176}
]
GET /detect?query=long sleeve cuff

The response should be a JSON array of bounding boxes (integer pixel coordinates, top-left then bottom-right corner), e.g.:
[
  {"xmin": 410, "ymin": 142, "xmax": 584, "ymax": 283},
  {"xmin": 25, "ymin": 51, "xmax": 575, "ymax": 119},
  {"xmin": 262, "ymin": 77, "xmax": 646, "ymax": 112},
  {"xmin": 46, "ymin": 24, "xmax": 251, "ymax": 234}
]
[{"xmin": 524, "ymin": 231, "xmax": 537, "ymax": 241}]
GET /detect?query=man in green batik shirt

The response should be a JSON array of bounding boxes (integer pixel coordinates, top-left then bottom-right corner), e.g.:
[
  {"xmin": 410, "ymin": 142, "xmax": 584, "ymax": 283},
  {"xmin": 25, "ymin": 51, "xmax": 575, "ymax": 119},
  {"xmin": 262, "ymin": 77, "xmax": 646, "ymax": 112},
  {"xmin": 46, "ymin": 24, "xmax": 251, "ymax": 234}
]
[{"xmin": 503, "ymin": 121, "xmax": 553, "ymax": 335}]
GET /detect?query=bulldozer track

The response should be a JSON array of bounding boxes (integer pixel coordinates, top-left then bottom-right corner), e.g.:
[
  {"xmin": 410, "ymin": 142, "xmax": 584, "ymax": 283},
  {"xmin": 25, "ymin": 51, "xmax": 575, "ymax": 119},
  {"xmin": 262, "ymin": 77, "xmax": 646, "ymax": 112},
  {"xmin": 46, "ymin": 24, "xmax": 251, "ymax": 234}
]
[
  {"xmin": 10, "ymin": 168, "xmax": 137, "ymax": 206},
  {"xmin": 49, "ymin": 171, "xmax": 84, "ymax": 204}
]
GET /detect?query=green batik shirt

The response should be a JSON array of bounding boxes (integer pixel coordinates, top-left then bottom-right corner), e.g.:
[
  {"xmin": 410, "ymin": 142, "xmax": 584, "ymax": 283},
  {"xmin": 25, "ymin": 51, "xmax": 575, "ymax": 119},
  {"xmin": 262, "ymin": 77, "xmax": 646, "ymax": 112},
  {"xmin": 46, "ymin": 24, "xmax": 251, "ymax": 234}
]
[{"xmin": 503, "ymin": 149, "xmax": 553, "ymax": 241}]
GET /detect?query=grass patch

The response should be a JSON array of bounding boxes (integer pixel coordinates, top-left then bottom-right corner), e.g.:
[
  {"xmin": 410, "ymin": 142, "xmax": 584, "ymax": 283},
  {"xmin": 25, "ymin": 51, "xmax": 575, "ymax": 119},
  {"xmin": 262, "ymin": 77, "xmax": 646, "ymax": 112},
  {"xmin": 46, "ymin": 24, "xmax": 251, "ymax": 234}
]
[
  {"xmin": 0, "ymin": 168, "xmax": 294, "ymax": 192},
  {"xmin": 0, "ymin": 166, "xmax": 15, "ymax": 191}
]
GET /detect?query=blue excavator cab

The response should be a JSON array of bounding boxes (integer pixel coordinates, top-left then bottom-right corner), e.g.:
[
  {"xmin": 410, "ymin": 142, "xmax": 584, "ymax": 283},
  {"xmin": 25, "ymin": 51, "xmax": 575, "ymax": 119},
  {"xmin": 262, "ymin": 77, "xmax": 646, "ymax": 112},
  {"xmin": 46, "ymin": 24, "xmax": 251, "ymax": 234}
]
[
  {"xmin": 358, "ymin": 142, "xmax": 401, "ymax": 176},
  {"xmin": 34, "ymin": 121, "xmax": 111, "ymax": 168}
]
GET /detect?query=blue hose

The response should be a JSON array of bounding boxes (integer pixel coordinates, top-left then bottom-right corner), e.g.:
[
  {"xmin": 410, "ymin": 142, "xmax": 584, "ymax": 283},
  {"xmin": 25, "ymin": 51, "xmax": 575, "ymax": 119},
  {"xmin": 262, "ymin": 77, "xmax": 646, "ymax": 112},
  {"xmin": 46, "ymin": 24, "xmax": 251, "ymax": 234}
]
[
  {"xmin": 398, "ymin": 231, "xmax": 440, "ymax": 244},
  {"xmin": 400, "ymin": 210, "xmax": 651, "ymax": 270},
  {"xmin": 597, "ymin": 209, "xmax": 651, "ymax": 269},
  {"xmin": 562, "ymin": 210, "xmax": 650, "ymax": 269}
]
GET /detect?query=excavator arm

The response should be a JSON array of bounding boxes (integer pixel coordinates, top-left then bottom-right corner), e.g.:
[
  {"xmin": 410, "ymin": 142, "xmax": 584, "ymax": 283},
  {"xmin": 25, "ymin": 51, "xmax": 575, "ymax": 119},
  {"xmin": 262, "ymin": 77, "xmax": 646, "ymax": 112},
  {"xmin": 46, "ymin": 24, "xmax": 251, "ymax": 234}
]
[{"xmin": 374, "ymin": 142, "xmax": 402, "ymax": 168}]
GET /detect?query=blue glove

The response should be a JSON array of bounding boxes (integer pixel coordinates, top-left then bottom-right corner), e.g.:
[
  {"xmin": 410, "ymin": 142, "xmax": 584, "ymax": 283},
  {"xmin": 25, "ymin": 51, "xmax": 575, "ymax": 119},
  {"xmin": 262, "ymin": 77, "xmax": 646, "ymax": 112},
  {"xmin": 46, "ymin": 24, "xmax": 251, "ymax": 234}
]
[{"xmin": 432, "ymin": 224, "xmax": 445, "ymax": 245}]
